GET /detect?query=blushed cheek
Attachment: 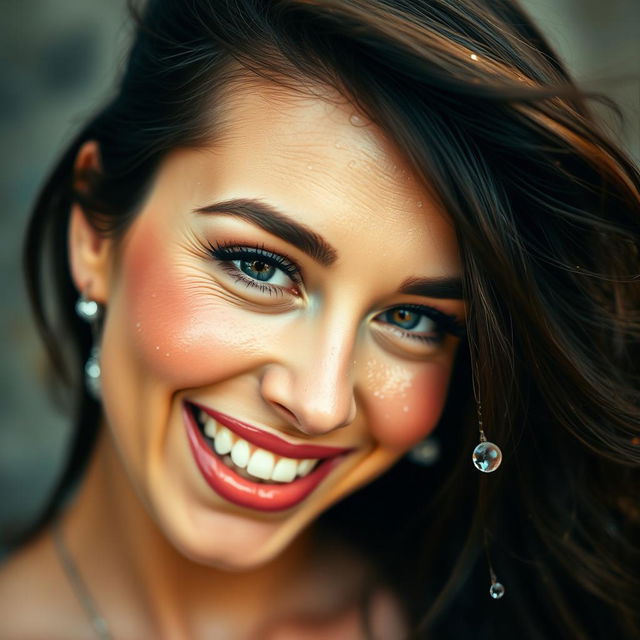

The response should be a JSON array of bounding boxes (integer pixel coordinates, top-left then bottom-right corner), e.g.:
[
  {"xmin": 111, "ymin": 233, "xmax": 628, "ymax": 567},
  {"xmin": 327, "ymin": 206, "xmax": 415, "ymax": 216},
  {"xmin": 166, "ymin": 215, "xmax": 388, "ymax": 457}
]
[
  {"xmin": 365, "ymin": 359, "xmax": 451, "ymax": 449},
  {"xmin": 120, "ymin": 222, "xmax": 263, "ymax": 387}
]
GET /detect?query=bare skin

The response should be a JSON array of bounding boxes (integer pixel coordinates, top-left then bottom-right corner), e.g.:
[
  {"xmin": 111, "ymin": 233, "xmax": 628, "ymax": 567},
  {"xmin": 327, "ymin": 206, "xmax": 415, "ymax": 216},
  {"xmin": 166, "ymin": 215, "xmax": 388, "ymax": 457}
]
[
  {"xmin": 0, "ymin": 79, "xmax": 462, "ymax": 638},
  {"xmin": 0, "ymin": 430, "xmax": 405, "ymax": 639}
]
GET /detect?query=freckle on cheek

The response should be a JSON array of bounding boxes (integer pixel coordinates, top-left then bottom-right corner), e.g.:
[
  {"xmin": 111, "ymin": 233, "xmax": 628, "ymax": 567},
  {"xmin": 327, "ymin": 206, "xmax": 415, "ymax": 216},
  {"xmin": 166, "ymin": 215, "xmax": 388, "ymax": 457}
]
[
  {"xmin": 121, "ymin": 222, "xmax": 265, "ymax": 387},
  {"xmin": 366, "ymin": 361, "xmax": 450, "ymax": 449},
  {"xmin": 122, "ymin": 225, "xmax": 204, "ymax": 377}
]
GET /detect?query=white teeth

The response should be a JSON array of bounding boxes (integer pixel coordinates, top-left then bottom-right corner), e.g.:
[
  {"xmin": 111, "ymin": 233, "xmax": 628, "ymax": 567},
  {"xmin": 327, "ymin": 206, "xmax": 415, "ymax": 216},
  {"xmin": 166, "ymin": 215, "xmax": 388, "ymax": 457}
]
[
  {"xmin": 271, "ymin": 457, "xmax": 298, "ymax": 483},
  {"xmin": 297, "ymin": 459, "xmax": 316, "ymax": 477},
  {"xmin": 214, "ymin": 426, "xmax": 233, "ymax": 455},
  {"xmin": 203, "ymin": 417, "xmax": 218, "ymax": 439},
  {"xmin": 230, "ymin": 439, "xmax": 250, "ymax": 469},
  {"xmin": 198, "ymin": 411, "xmax": 323, "ymax": 483},
  {"xmin": 247, "ymin": 450, "xmax": 275, "ymax": 480}
]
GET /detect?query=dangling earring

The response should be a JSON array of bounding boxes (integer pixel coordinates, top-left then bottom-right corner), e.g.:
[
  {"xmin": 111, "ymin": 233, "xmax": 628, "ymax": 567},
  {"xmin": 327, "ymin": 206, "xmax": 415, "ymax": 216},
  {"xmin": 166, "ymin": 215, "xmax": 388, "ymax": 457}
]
[
  {"xmin": 83, "ymin": 345, "xmax": 102, "ymax": 400},
  {"xmin": 75, "ymin": 292, "xmax": 103, "ymax": 400},
  {"xmin": 471, "ymin": 399, "xmax": 502, "ymax": 473},
  {"xmin": 470, "ymin": 358, "xmax": 502, "ymax": 473},
  {"xmin": 484, "ymin": 529, "xmax": 505, "ymax": 599},
  {"xmin": 470, "ymin": 361, "xmax": 504, "ymax": 598}
]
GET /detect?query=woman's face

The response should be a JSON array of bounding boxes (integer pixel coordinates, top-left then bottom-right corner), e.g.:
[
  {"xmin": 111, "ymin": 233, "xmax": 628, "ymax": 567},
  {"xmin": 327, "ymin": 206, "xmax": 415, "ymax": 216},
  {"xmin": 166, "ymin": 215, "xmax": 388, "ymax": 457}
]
[{"xmin": 95, "ymin": 81, "xmax": 465, "ymax": 569}]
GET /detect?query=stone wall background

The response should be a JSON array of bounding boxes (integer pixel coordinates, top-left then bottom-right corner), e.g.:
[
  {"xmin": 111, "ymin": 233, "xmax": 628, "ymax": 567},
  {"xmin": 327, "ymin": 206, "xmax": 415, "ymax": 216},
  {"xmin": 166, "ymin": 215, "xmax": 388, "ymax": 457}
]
[
  {"xmin": 0, "ymin": 0, "xmax": 130, "ymax": 544},
  {"xmin": 1, "ymin": 0, "xmax": 638, "ymax": 544}
]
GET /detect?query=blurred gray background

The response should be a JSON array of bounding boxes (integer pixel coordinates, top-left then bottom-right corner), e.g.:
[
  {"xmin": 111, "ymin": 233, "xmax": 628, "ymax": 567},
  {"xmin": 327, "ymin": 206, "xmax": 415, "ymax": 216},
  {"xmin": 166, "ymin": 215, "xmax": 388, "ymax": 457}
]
[{"xmin": 1, "ymin": 0, "xmax": 639, "ymax": 543}]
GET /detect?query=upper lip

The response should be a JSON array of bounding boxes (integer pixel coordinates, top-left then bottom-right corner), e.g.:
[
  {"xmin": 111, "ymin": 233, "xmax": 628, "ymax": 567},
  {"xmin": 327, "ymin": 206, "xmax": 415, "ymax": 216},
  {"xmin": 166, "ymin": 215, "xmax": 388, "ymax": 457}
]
[{"xmin": 189, "ymin": 401, "xmax": 354, "ymax": 459}]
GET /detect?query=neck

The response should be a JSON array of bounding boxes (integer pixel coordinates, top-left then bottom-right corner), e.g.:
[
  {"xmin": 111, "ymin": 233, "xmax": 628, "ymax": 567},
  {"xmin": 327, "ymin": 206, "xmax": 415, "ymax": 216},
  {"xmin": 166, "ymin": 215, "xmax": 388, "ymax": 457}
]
[{"xmin": 60, "ymin": 423, "xmax": 317, "ymax": 638}]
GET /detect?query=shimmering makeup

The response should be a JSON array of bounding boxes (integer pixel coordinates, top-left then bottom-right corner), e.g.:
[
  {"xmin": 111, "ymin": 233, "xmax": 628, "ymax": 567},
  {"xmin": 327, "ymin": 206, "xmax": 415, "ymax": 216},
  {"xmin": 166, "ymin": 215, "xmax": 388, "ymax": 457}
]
[{"xmin": 363, "ymin": 357, "xmax": 452, "ymax": 447}]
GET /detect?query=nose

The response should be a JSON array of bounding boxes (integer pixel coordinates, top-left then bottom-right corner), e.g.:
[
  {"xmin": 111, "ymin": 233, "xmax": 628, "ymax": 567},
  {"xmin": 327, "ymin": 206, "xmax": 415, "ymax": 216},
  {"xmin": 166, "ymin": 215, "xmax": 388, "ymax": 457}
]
[{"xmin": 260, "ymin": 319, "xmax": 358, "ymax": 437}]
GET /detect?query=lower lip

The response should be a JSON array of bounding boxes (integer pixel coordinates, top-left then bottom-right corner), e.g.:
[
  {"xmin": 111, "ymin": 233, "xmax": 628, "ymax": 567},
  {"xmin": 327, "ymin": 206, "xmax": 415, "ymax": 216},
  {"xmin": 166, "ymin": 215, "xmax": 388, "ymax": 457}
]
[{"xmin": 183, "ymin": 405, "xmax": 346, "ymax": 512}]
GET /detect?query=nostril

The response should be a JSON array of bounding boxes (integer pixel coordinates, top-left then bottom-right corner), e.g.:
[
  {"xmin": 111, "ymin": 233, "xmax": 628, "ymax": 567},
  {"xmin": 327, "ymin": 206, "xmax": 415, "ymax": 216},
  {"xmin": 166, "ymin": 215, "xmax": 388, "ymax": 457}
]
[{"xmin": 271, "ymin": 402, "xmax": 298, "ymax": 424}]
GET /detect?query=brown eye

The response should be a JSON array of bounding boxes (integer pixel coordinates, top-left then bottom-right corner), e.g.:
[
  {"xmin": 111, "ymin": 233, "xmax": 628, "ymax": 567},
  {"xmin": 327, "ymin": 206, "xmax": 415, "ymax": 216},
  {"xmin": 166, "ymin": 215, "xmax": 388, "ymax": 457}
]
[
  {"xmin": 375, "ymin": 304, "xmax": 465, "ymax": 347},
  {"xmin": 374, "ymin": 305, "xmax": 456, "ymax": 347},
  {"xmin": 385, "ymin": 308, "xmax": 422, "ymax": 330}
]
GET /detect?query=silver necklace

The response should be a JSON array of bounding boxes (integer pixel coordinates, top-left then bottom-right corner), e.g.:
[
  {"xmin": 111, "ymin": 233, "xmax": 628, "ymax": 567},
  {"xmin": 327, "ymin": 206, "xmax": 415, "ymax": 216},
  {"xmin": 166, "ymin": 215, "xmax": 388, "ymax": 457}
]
[{"xmin": 52, "ymin": 519, "xmax": 113, "ymax": 640}]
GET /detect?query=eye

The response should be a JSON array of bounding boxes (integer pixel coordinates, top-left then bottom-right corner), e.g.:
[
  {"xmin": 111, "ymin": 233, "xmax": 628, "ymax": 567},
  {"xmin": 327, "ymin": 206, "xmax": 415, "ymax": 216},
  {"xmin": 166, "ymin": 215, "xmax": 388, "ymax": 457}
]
[
  {"xmin": 376, "ymin": 305, "xmax": 464, "ymax": 344},
  {"xmin": 382, "ymin": 308, "xmax": 433, "ymax": 332},
  {"xmin": 207, "ymin": 243, "xmax": 301, "ymax": 293},
  {"xmin": 234, "ymin": 257, "xmax": 288, "ymax": 285}
]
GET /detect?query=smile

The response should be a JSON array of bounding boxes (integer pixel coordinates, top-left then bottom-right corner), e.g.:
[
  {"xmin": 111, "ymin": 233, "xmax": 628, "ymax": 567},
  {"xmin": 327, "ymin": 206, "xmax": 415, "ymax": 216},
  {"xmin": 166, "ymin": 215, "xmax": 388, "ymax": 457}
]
[{"xmin": 183, "ymin": 402, "xmax": 353, "ymax": 511}]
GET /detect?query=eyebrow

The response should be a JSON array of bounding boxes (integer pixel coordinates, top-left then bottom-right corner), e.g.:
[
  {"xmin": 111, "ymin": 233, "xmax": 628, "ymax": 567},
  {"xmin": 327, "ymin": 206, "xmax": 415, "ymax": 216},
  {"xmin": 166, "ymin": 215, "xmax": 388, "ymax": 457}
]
[
  {"xmin": 398, "ymin": 276, "xmax": 464, "ymax": 300},
  {"xmin": 194, "ymin": 198, "xmax": 338, "ymax": 266},
  {"xmin": 195, "ymin": 197, "xmax": 463, "ymax": 300}
]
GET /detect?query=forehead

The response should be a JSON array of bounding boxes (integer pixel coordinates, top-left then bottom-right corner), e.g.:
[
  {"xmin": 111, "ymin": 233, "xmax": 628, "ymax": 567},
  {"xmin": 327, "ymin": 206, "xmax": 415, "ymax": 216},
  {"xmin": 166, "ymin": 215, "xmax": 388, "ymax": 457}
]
[{"xmin": 171, "ymin": 80, "xmax": 460, "ymax": 276}]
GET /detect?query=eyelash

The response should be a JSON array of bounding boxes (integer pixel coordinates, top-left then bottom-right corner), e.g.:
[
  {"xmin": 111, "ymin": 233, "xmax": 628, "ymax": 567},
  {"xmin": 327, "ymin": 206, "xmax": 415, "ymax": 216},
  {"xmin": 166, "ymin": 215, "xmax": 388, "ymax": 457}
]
[
  {"xmin": 207, "ymin": 242, "xmax": 302, "ymax": 294},
  {"xmin": 380, "ymin": 304, "xmax": 466, "ymax": 345},
  {"xmin": 206, "ymin": 242, "xmax": 465, "ymax": 342}
]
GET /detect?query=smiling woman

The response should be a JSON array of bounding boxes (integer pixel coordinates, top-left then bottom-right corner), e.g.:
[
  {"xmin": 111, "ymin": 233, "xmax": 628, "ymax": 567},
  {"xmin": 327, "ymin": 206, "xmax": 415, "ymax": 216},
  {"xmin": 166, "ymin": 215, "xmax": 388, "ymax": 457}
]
[
  {"xmin": 1, "ymin": 1, "xmax": 639, "ymax": 639},
  {"xmin": 69, "ymin": 84, "xmax": 465, "ymax": 572}
]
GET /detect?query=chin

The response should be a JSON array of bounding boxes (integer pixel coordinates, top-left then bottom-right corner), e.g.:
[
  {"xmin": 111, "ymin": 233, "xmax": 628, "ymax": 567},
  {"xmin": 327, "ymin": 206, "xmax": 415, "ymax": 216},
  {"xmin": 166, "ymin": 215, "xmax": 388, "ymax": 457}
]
[
  {"xmin": 152, "ymin": 494, "xmax": 311, "ymax": 572},
  {"xmin": 180, "ymin": 541, "xmax": 281, "ymax": 573}
]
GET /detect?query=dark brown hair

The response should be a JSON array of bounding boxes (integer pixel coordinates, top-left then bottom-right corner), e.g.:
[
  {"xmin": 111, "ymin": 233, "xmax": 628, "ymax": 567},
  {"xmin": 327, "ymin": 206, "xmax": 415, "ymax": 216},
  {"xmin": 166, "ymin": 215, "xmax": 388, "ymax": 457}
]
[{"xmin": 22, "ymin": 1, "xmax": 640, "ymax": 637}]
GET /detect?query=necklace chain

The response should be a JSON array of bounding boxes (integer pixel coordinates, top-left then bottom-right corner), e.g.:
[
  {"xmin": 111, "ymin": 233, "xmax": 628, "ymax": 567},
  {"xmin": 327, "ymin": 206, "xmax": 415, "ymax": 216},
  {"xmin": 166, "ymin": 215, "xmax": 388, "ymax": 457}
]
[{"xmin": 52, "ymin": 519, "xmax": 113, "ymax": 640}]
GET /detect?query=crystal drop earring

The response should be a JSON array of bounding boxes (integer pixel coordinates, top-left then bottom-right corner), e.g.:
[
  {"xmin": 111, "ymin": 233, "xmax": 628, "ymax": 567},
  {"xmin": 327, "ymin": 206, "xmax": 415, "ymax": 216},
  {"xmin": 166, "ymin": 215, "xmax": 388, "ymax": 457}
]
[
  {"xmin": 75, "ymin": 291, "xmax": 103, "ymax": 400},
  {"xmin": 472, "ymin": 399, "xmax": 502, "ymax": 473},
  {"xmin": 485, "ymin": 529, "xmax": 505, "ymax": 600},
  {"xmin": 470, "ymin": 359, "xmax": 505, "ymax": 598},
  {"xmin": 470, "ymin": 360, "xmax": 502, "ymax": 473}
]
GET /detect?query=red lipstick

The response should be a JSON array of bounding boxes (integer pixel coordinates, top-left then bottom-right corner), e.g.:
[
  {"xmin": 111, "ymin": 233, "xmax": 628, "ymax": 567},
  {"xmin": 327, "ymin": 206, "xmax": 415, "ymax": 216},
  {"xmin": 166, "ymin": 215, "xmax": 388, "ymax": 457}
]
[
  {"xmin": 192, "ymin": 402, "xmax": 352, "ymax": 459},
  {"xmin": 183, "ymin": 403, "xmax": 350, "ymax": 512}
]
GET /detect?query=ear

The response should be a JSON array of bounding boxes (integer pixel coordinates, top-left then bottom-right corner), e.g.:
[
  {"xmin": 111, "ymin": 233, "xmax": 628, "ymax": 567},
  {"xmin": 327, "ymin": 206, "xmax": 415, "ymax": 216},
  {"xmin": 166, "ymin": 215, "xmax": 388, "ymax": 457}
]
[{"xmin": 68, "ymin": 140, "xmax": 113, "ymax": 304}]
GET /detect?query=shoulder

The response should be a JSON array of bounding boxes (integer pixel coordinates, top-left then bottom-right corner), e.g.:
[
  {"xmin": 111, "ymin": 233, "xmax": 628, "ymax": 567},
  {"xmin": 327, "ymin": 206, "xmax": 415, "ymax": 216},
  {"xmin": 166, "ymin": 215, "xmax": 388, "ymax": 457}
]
[{"xmin": 0, "ymin": 530, "xmax": 88, "ymax": 639}]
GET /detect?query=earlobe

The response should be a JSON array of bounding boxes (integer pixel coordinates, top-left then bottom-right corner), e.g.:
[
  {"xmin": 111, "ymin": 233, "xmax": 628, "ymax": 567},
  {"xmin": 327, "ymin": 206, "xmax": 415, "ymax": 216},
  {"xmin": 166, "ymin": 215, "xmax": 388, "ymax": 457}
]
[{"xmin": 68, "ymin": 141, "xmax": 113, "ymax": 304}]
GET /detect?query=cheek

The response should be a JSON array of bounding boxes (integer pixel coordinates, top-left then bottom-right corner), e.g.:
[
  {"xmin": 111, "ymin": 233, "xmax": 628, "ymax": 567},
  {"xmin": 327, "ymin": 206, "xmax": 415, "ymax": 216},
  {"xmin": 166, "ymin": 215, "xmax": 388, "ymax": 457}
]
[
  {"xmin": 119, "ymin": 224, "xmax": 262, "ymax": 388},
  {"xmin": 364, "ymin": 358, "xmax": 451, "ymax": 449}
]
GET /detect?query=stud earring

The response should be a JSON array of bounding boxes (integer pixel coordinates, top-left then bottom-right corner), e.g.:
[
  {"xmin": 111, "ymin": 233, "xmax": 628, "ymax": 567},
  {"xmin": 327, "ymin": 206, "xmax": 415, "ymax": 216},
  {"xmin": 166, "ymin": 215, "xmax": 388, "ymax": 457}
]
[
  {"xmin": 407, "ymin": 436, "xmax": 441, "ymax": 466},
  {"xmin": 75, "ymin": 292, "xmax": 103, "ymax": 400},
  {"xmin": 75, "ymin": 295, "xmax": 101, "ymax": 323}
]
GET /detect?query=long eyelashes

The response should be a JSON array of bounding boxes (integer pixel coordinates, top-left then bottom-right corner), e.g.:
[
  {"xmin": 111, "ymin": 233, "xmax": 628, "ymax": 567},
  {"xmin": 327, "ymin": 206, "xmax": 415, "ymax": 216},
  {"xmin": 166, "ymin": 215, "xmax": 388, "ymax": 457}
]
[
  {"xmin": 207, "ymin": 242, "xmax": 301, "ymax": 294},
  {"xmin": 207, "ymin": 241, "xmax": 465, "ymax": 342},
  {"xmin": 378, "ymin": 304, "xmax": 466, "ymax": 344}
]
